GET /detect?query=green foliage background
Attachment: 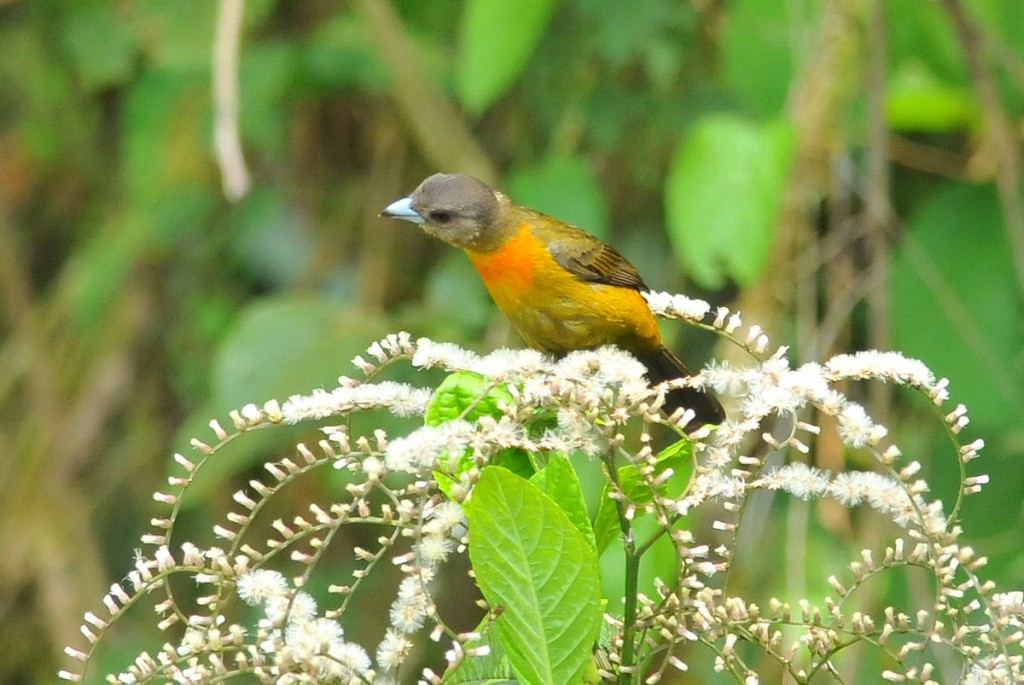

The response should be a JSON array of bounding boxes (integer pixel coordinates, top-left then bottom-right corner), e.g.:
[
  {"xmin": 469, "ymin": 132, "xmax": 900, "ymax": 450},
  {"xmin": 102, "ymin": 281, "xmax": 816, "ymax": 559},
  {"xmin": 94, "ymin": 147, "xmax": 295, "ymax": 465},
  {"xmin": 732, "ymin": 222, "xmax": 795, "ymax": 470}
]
[{"xmin": 1, "ymin": 0, "xmax": 1022, "ymax": 681}]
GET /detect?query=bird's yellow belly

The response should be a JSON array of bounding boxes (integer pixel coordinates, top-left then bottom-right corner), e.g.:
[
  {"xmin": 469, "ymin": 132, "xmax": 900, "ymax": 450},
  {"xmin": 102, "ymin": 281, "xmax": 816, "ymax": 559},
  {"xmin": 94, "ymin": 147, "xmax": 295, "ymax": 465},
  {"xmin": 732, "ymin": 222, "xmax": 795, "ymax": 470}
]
[
  {"xmin": 498, "ymin": 283, "xmax": 648, "ymax": 352},
  {"xmin": 466, "ymin": 230, "xmax": 662, "ymax": 354}
]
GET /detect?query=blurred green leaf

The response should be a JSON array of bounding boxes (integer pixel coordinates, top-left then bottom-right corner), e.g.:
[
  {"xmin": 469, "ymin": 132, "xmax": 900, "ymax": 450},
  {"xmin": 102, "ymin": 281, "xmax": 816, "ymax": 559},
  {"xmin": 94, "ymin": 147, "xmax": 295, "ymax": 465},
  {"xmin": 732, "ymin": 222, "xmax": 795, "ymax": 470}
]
[
  {"xmin": 129, "ymin": 0, "xmax": 217, "ymax": 71},
  {"xmin": 239, "ymin": 42, "xmax": 300, "ymax": 158},
  {"xmin": 457, "ymin": 0, "xmax": 557, "ymax": 115},
  {"xmin": 229, "ymin": 189, "xmax": 314, "ymax": 289},
  {"xmin": 122, "ymin": 69, "xmax": 212, "ymax": 203},
  {"xmin": 466, "ymin": 467, "xmax": 602, "ymax": 685},
  {"xmin": 302, "ymin": 10, "xmax": 389, "ymax": 91},
  {"xmin": 891, "ymin": 182, "xmax": 1024, "ymax": 429},
  {"xmin": 68, "ymin": 185, "xmax": 216, "ymax": 331},
  {"xmin": 423, "ymin": 252, "xmax": 494, "ymax": 335},
  {"xmin": 212, "ymin": 296, "xmax": 391, "ymax": 405},
  {"xmin": 59, "ymin": 0, "xmax": 138, "ymax": 90},
  {"xmin": 588, "ymin": 1, "xmax": 692, "ymax": 80},
  {"xmin": 721, "ymin": 0, "xmax": 811, "ymax": 116},
  {"xmin": 174, "ymin": 296, "xmax": 396, "ymax": 501},
  {"xmin": 508, "ymin": 155, "xmax": 609, "ymax": 238},
  {"xmin": 1, "ymin": 21, "xmax": 93, "ymax": 168},
  {"xmin": 887, "ymin": 0, "xmax": 966, "ymax": 84},
  {"xmin": 664, "ymin": 114, "xmax": 796, "ymax": 289},
  {"xmin": 886, "ymin": 61, "xmax": 978, "ymax": 131}
]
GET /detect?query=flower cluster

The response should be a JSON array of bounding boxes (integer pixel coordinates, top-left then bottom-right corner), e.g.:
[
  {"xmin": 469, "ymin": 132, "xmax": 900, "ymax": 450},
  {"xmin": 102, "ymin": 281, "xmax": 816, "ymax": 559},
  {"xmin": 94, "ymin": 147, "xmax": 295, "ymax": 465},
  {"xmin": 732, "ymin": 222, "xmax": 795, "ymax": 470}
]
[{"xmin": 60, "ymin": 296, "xmax": 1018, "ymax": 684}]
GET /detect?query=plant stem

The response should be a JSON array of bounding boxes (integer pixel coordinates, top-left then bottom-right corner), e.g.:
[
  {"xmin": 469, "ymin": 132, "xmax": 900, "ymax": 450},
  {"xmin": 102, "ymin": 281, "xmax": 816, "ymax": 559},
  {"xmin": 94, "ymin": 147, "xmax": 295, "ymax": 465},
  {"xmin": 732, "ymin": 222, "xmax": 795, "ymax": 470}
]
[
  {"xmin": 604, "ymin": 454, "xmax": 642, "ymax": 684},
  {"xmin": 619, "ymin": 541, "xmax": 641, "ymax": 685}
]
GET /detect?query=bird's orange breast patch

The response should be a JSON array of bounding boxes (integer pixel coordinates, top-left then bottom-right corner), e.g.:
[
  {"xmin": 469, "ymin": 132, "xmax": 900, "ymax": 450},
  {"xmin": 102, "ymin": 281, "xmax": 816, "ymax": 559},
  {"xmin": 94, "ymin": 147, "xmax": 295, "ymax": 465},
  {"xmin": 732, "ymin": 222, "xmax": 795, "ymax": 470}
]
[{"xmin": 465, "ymin": 223, "xmax": 544, "ymax": 293}]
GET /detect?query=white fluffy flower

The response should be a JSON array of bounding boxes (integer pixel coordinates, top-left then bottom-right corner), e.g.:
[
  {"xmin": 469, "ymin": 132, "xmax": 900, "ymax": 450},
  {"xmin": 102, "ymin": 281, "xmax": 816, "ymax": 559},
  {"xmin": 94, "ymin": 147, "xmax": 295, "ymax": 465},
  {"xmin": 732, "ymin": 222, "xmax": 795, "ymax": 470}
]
[
  {"xmin": 384, "ymin": 420, "xmax": 474, "ymax": 472},
  {"xmin": 236, "ymin": 569, "xmax": 288, "ymax": 606},
  {"xmin": 376, "ymin": 628, "xmax": 413, "ymax": 670}
]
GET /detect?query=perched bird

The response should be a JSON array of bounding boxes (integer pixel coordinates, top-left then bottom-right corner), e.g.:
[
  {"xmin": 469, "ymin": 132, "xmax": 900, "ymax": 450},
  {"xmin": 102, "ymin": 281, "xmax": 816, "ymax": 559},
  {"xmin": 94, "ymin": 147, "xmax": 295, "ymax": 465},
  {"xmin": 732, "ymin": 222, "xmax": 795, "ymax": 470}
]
[{"xmin": 381, "ymin": 173, "xmax": 724, "ymax": 428}]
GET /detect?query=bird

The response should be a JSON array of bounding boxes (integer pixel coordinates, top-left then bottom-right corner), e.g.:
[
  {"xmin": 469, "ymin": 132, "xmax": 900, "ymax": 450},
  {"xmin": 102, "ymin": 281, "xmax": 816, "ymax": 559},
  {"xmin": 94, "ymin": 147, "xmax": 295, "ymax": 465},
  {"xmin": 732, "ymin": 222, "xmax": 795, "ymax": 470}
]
[{"xmin": 381, "ymin": 172, "xmax": 724, "ymax": 428}]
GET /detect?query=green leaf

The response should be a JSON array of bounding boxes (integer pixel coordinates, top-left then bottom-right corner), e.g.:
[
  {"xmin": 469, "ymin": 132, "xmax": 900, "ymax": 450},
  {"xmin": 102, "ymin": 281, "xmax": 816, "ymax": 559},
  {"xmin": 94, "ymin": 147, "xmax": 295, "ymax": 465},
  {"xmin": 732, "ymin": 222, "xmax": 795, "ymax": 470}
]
[
  {"xmin": 593, "ymin": 484, "xmax": 621, "ymax": 557},
  {"xmin": 457, "ymin": 0, "xmax": 557, "ymax": 115},
  {"xmin": 129, "ymin": 0, "xmax": 217, "ymax": 71},
  {"xmin": 721, "ymin": 0, "xmax": 813, "ymax": 115},
  {"xmin": 301, "ymin": 9, "xmax": 389, "ymax": 91},
  {"xmin": 427, "ymin": 373, "xmax": 534, "ymax": 483},
  {"xmin": 508, "ymin": 156, "xmax": 610, "ymax": 239},
  {"xmin": 886, "ymin": 61, "xmax": 977, "ymax": 132},
  {"xmin": 618, "ymin": 439, "xmax": 692, "ymax": 504},
  {"xmin": 422, "ymin": 252, "xmax": 495, "ymax": 336},
  {"xmin": 425, "ymin": 371, "xmax": 514, "ymax": 426},
  {"xmin": 467, "ymin": 468, "xmax": 602, "ymax": 685},
  {"xmin": 491, "ymin": 448, "xmax": 536, "ymax": 480},
  {"xmin": 442, "ymin": 627, "xmax": 515, "ymax": 682},
  {"xmin": 172, "ymin": 296, "xmax": 396, "ymax": 502},
  {"xmin": 891, "ymin": 182, "xmax": 1024, "ymax": 429},
  {"xmin": 665, "ymin": 114, "xmax": 796, "ymax": 289},
  {"xmin": 530, "ymin": 453, "xmax": 596, "ymax": 550},
  {"xmin": 228, "ymin": 188, "xmax": 315, "ymax": 289},
  {"xmin": 434, "ymin": 469, "xmax": 461, "ymax": 501},
  {"xmin": 59, "ymin": 0, "xmax": 137, "ymax": 89},
  {"xmin": 238, "ymin": 42, "xmax": 300, "ymax": 158},
  {"xmin": 121, "ymin": 69, "xmax": 212, "ymax": 205}
]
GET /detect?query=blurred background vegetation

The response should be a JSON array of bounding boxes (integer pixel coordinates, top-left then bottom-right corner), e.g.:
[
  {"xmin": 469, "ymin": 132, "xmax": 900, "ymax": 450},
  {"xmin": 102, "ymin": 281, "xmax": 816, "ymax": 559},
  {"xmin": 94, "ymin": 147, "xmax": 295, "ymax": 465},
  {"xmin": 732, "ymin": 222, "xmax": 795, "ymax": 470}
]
[{"xmin": 1, "ymin": 0, "xmax": 1022, "ymax": 682}]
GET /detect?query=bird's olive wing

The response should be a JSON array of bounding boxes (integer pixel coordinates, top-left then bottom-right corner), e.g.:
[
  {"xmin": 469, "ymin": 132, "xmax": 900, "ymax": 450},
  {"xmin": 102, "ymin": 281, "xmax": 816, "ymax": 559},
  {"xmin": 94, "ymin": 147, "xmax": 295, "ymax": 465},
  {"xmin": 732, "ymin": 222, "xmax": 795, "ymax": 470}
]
[{"xmin": 545, "ymin": 227, "xmax": 649, "ymax": 291}]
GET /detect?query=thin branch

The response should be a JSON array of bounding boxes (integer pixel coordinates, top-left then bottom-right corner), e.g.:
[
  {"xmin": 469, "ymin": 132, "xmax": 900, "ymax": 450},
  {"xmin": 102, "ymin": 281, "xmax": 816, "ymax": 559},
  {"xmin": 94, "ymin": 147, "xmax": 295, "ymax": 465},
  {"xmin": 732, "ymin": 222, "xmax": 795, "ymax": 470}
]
[
  {"xmin": 888, "ymin": 134, "xmax": 969, "ymax": 179},
  {"xmin": 212, "ymin": 0, "xmax": 251, "ymax": 202},
  {"xmin": 863, "ymin": 0, "xmax": 892, "ymax": 419}
]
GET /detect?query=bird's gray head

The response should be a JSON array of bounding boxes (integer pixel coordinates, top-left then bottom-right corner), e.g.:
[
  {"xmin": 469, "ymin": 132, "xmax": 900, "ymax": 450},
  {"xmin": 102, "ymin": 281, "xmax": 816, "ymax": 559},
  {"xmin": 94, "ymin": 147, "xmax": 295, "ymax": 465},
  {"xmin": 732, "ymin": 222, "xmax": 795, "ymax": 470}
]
[{"xmin": 381, "ymin": 173, "xmax": 505, "ymax": 249}]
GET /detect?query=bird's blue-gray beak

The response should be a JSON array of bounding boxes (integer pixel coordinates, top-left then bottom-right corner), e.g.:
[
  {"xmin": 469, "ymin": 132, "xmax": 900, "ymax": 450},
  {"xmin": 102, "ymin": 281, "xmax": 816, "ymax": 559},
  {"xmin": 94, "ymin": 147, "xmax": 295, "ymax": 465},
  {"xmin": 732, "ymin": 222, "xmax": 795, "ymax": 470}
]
[{"xmin": 380, "ymin": 196, "xmax": 425, "ymax": 224}]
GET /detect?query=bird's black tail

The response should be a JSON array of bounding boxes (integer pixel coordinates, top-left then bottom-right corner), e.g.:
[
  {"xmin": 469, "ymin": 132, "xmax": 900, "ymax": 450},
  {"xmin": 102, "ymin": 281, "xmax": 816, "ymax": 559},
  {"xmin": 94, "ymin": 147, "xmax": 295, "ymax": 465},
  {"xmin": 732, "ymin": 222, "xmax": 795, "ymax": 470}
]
[{"xmin": 636, "ymin": 347, "xmax": 725, "ymax": 429}]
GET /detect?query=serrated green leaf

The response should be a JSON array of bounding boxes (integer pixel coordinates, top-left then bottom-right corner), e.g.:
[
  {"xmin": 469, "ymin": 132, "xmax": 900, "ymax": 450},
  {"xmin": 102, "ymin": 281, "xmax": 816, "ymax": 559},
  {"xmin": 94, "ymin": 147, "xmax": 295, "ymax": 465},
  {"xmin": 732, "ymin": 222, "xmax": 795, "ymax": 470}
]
[
  {"xmin": 427, "ymin": 373, "xmax": 534, "ymax": 485},
  {"xmin": 491, "ymin": 448, "xmax": 536, "ymax": 480},
  {"xmin": 457, "ymin": 0, "xmax": 557, "ymax": 115},
  {"xmin": 467, "ymin": 468, "xmax": 602, "ymax": 685},
  {"xmin": 425, "ymin": 371, "xmax": 514, "ymax": 426},
  {"xmin": 665, "ymin": 114, "xmax": 795, "ymax": 289},
  {"xmin": 620, "ymin": 440, "xmax": 693, "ymax": 504},
  {"xmin": 530, "ymin": 453, "xmax": 596, "ymax": 550},
  {"xmin": 434, "ymin": 470, "xmax": 460, "ymax": 501},
  {"xmin": 442, "ymin": 627, "xmax": 515, "ymax": 682}
]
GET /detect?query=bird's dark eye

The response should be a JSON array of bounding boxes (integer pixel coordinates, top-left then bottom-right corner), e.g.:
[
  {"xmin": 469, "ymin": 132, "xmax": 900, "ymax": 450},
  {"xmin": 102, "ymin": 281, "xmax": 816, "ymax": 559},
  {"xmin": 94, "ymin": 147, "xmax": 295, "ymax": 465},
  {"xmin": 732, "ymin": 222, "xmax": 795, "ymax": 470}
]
[{"xmin": 429, "ymin": 211, "xmax": 452, "ymax": 224}]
